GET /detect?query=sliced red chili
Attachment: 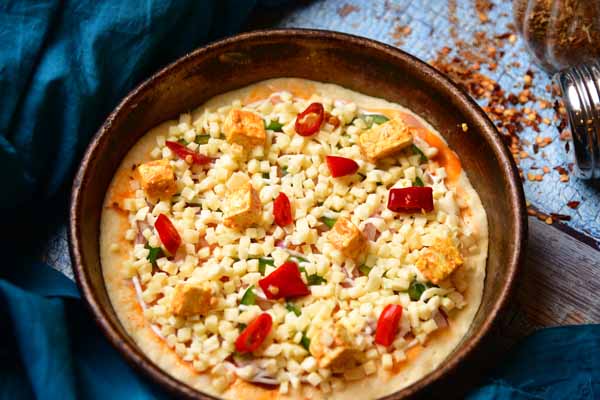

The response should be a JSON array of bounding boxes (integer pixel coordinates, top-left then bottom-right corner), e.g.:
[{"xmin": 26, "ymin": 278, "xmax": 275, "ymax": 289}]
[
  {"xmin": 235, "ymin": 313, "xmax": 272, "ymax": 353},
  {"xmin": 387, "ymin": 187, "xmax": 434, "ymax": 213},
  {"xmin": 326, "ymin": 155, "xmax": 359, "ymax": 177},
  {"xmin": 295, "ymin": 102, "xmax": 324, "ymax": 136},
  {"xmin": 165, "ymin": 141, "xmax": 212, "ymax": 165},
  {"xmin": 375, "ymin": 304, "xmax": 403, "ymax": 346},
  {"xmin": 273, "ymin": 192, "xmax": 293, "ymax": 227},
  {"xmin": 154, "ymin": 213, "xmax": 181, "ymax": 254},
  {"xmin": 259, "ymin": 261, "xmax": 310, "ymax": 300}
]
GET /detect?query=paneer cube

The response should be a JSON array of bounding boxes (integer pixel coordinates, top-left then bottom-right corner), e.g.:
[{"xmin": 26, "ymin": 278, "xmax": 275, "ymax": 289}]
[
  {"xmin": 223, "ymin": 182, "xmax": 262, "ymax": 229},
  {"xmin": 310, "ymin": 324, "xmax": 364, "ymax": 372},
  {"xmin": 358, "ymin": 118, "xmax": 413, "ymax": 162},
  {"xmin": 327, "ymin": 217, "xmax": 367, "ymax": 259},
  {"xmin": 137, "ymin": 160, "xmax": 177, "ymax": 199},
  {"xmin": 321, "ymin": 347, "xmax": 364, "ymax": 373},
  {"xmin": 416, "ymin": 237, "xmax": 463, "ymax": 284},
  {"xmin": 170, "ymin": 283, "xmax": 215, "ymax": 317},
  {"xmin": 223, "ymin": 109, "xmax": 266, "ymax": 148}
]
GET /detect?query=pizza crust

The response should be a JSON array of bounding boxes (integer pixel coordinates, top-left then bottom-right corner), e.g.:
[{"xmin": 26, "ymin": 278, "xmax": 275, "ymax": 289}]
[{"xmin": 100, "ymin": 78, "xmax": 488, "ymax": 400}]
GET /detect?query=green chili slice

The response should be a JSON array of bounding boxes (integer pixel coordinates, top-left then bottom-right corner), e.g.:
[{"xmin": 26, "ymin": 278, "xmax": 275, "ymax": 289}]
[
  {"xmin": 258, "ymin": 257, "xmax": 275, "ymax": 275},
  {"xmin": 286, "ymin": 302, "xmax": 301, "ymax": 316},
  {"xmin": 408, "ymin": 280, "xmax": 426, "ymax": 301},
  {"xmin": 320, "ymin": 216, "xmax": 337, "ymax": 229},
  {"xmin": 195, "ymin": 134, "xmax": 210, "ymax": 145},
  {"xmin": 265, "ymin": 119, "xmax": 284, "ymax": 132},
  {"xmin": 412, "ymin": 144, "xmax": 428, "ymax": 163},
  {"xmin": 240, "ymin": 285, "xmax": 256, "ymax": 305},
  {"xmin": 145, "ymin": 244, "xmax": 163, "ymax": 265},
  {"xmin": 300, "ymin": 332, "xmax": 311, "ymax": 351}
]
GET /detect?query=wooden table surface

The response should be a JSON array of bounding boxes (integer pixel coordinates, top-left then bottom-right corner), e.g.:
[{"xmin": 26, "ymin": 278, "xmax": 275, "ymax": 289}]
[{"xmin": 498, "ymin": 217, "xmax": 599, "ymax": 340}]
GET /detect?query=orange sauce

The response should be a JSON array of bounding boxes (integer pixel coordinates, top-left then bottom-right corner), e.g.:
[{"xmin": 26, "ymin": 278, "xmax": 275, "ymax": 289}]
[
  {"xmin": 413, "ymin": 127, "xmax": 462, "ymax": 185},
  {"xmin": 243, "ymin": 79, "xmax": 316, "ymax": 105},
  {"xmin": 365, "ymin": 108, "xmax": 462, "ymax": 184},
  {"xmin": 226, "ymin": 379, "xmax": 282, "ymax": 400},
  {"xmin": 392, "ymin": 344, "xmax": 423, "ymax": 374},
  {"xmin": 108, "ymin": 167, "xmax": 136, "ymax": 210}
]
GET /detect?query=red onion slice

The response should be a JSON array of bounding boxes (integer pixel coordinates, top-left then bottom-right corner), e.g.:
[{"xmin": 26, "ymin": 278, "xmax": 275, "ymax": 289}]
[
  {"xmin": 362, "ymin": 222, "xmax": 380, "ymax": 241},
  {"xmin": 433, "ymin": 310, "xmax": 449, "ymax": 329}
]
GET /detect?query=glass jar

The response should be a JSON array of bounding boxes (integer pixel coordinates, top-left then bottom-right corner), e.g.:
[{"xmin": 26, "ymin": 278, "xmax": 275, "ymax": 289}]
[
  {"xmin": 514, "ymin": 0, "xmax": 600, "ymax": 179},
  {"xmin": 513, "ymin": 0, "xmax": 600, "ymax": 73}
]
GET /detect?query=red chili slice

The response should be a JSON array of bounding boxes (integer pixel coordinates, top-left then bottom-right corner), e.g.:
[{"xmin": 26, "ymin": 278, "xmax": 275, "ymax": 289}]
[
  {"xmin": 273, "ymin": 192, "xmax": 293, "ymax": 227},
  {"xmin": 375, "ymin": 304, "xmax": 403, "ymax": 346},
  {"xmin": 235, "ymin": 313, "xmax": 273, "ymax": 353},
  {"xmin": 387, "ymin": 187, "xmax": 434, "ymax": 213},
  {"xmin": 154, "ymin": 214, "xmax": 181, "ymax": 254},
  {"xmin": 258, "ymin": 261, "xmax": 310, "ymax": 300},
  {"xmin": 295, "ymin": 102, "xmax": 325, "ymax": 136},
  {"xmin": 326, "ymin": 155, "xmax": 359, "ymax": 177},
  {"xmin": 165, "ymin": 141, "xmax": 212, "ymax": 165}
]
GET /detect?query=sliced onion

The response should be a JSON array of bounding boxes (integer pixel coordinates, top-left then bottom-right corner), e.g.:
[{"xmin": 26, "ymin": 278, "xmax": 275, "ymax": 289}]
[
  {"xmin": 232, "ymin": 355, "xmax": 252, "ymax": 368},
  {"xmin": 424, "ymin": 171, "xmax": 435, "ymax": 185},
  {"xmin": 131, "ymin": 276, "xmax": 147, "ymax": 311},
  {"xmin": 421, "ymin": 287, "xmax": 453, "ymax": 302},
  {"xmin": 362, "ymin": 222, "xmax": 380, "ymax": 241},
  {"xmin": 433, "ymin": 310, "xmax": 449, "ymax": 329},
  {"xmin": 150, "ymin": 324, "xmax": 164, "ymax": 339},
  {"xmin": 250, "ymin": 371, "xmax": 279, "ymax": 386},
  {"xmin": 365, "ymin": 320, "xmax": 376, "ymax": 334},
  {"xmin": 270, "ymin": 94, "xmax": 283, "ymax": 104},
  {"xmin": 406, "ymin": 337, "xmax": 420, "ymax": 349},
  {"xmin": 342, "ymin": 265, "xmax": 359, "ymax": 280},
  {"xmin": 254, "ymin": 287, "xmax": 274, "ymax": 310},
  {"xmin": 315, "ymin": 223, "xmax": 330, "ymax": 234},
  {"xmin": 340, "ymin": 278, "xmax": 353, "ymax": 288},
  {"xmin": 223, "ymin": 361, "xmax": 238, "ymax": 372},
  {"xmin": 135, "ymin": 221, "xmax": 150, "ymax": 245}
]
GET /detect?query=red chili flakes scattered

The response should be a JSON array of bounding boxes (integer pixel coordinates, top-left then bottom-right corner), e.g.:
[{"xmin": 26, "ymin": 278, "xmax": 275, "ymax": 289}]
[
  {"xmin": 527, "ymin": 207, "xmax": 554, "ymax": 224},
  {"xmin": 551, "ymin": 213, "xmax": 572, "ymax": 221},
  {"xmin": 392, "ymin": 25, "xmax": 412, "ymax": 46},
  {"xmin": 337, "ymin": 4, "xmax": 359, "ymax": 17},
  {"xmin": 422, "ymin": 0, "xmax": 582, "ymax": 216},
  {"xmin": 554, "ymin": 166, "xmax": 568, "ymax": 175},
  {"xmin": 559, "ymin": 130, "xmax": 572, "ymax": 141},
  {"xmin": 475, "ymin": 0, "xmax": 493, "ymax": 23}
]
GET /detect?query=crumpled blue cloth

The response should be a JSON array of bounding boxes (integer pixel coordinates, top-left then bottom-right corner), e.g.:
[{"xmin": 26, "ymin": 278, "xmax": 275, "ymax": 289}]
[{"xmin": 0, "ymin": 1, "xmax": 599, "ymax": 399}]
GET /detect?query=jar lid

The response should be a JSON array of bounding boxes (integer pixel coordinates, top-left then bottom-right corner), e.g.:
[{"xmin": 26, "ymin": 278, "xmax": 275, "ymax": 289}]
[{"xmin": 555, "ymin": 61, "xmax": 600, "ymax": 179}]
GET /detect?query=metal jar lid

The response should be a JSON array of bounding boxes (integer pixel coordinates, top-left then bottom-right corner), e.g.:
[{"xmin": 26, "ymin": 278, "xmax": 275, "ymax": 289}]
[{"xmin": 555, "ymin": 61, "xmax": 600, "ymax": 179}]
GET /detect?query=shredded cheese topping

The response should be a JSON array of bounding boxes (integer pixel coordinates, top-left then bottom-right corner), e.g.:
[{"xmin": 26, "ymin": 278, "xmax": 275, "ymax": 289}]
[{"xmin": 116, "ymin": 90, "xmax": 478, "ymax": 395}]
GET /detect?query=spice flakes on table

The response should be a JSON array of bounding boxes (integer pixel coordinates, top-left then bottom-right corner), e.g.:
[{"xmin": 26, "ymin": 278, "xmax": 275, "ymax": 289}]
[{"xmin": 414, "ymin": 0, "xmax": 583, "ymax": 224}]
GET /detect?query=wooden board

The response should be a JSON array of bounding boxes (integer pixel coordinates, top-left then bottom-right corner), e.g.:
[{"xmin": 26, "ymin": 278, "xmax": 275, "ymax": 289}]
[{"xmin": 484, "ymin": 216, "xmax": 600, "ymax": 357}]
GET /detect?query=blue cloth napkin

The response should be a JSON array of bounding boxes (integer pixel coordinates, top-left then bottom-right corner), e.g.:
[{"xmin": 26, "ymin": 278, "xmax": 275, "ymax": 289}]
[{"xmin": 0, "ymin": 1, "xmax": 598, "ymax": 399}]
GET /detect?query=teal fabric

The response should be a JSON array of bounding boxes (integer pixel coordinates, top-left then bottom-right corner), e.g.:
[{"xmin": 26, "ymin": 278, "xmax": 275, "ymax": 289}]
[
  {"xmin": 0, "ymin": 1, "xmax": 599, "ymax": 399},
  {"xmin": 468, "ymin": 325, "xmax": 600, "ymax": 400},
  {"xmin": 0, "ymin": 0, "xmax": 257, "ymax": 212},
  {"xmin": 0, "ymin": 263, "xmax": 168, "ymax": 400}
]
